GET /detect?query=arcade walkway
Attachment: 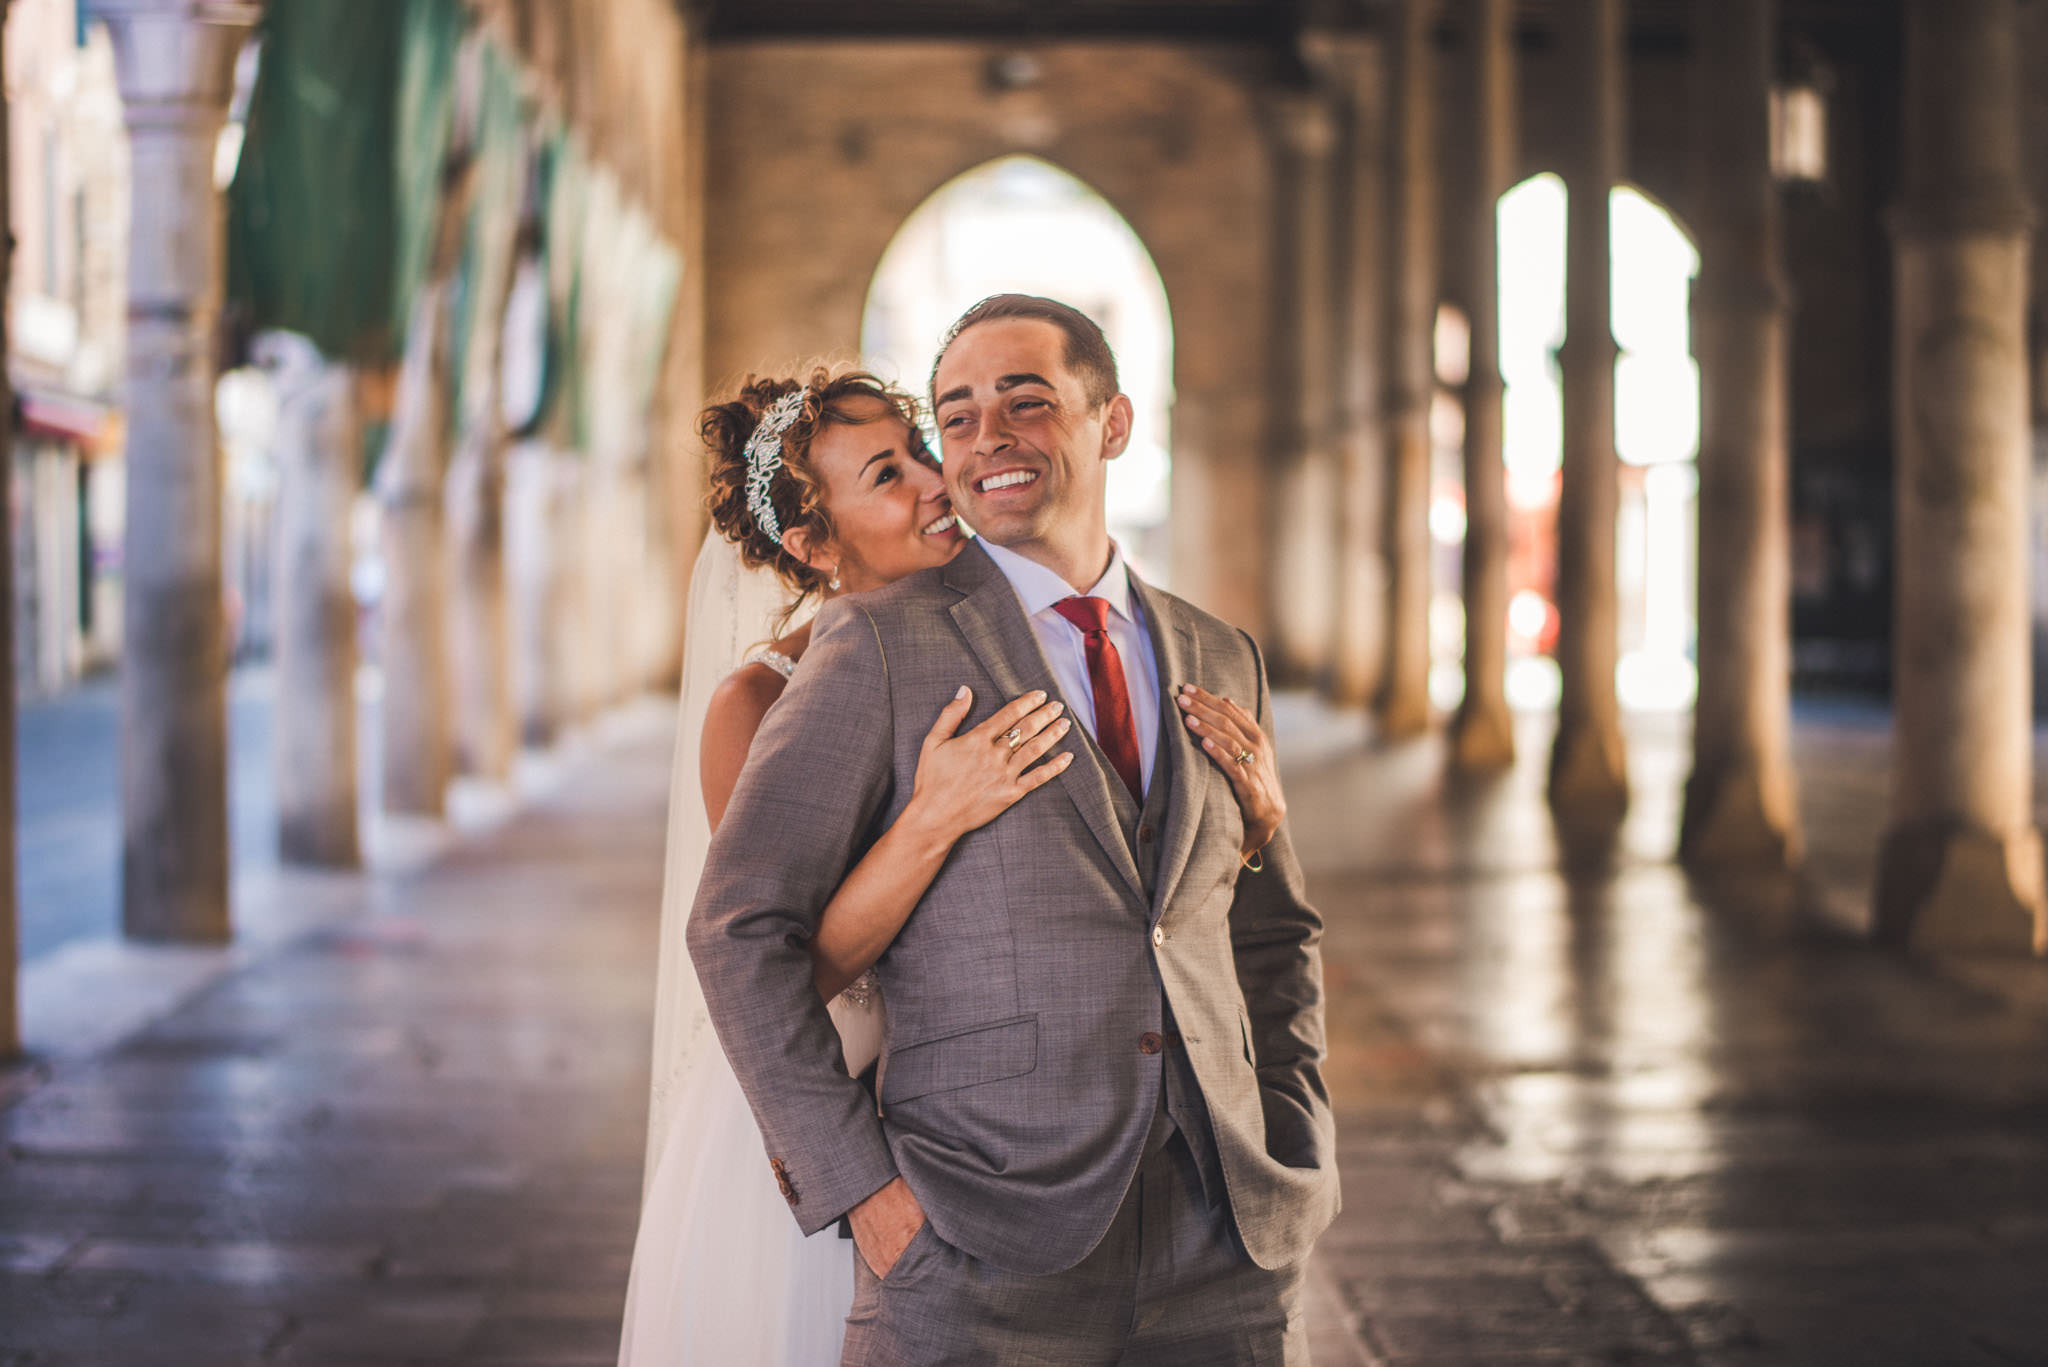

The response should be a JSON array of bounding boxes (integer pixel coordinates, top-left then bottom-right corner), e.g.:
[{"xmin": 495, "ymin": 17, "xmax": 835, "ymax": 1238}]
[{"xmin": 2, "ymin": 698, "xmax": 2046, "ymax": 1365}]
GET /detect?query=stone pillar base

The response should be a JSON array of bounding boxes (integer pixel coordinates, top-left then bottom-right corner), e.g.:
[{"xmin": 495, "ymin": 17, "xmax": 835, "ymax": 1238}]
[
  {"xmin": 1680, "ymin": 760, "xmax": 1799, "ymax": 868},
  {"xmin": 1326, "ymin": 538, "xmax": 1387, "ymax": 707},
  {"xmin": 1325, "ymin": 644, "xmax": 1381, "ymax": 708},
  {"xmin": 1875, "ymin": 822, "xmax": 2047, "ymax": 955},
  {"xmin": 280, "ymin": 808, "xmax": 360, "ymax": 869},
  {"xmin": 1449, "ymin": 703, "xmax": 1515, "ymax": 770},
  {"xmin": 1547, "ymin": 722, "xmax": 1627, "ymax": 817},
  {"xmin": 1376, "ymin": 687, "xmax": 1431, "ymax": 740},
  {"xmin": 1261, "ymin": 651, "xmax": 1327, "ymax": 696}
]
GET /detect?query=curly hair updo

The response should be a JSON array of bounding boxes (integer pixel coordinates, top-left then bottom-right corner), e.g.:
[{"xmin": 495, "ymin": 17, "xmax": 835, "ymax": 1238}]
[{"xmin": 703, "ymin": 367, "xmax": 923, "ymax": 606}]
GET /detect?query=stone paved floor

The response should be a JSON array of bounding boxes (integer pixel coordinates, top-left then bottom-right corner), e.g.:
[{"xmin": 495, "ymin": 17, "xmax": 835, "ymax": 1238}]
[
  {"xmin": 3, "ymin": 706, "xmax": 664, "ymax": 1367},
  {"xmin": 1286, "ymin": 702, "xmax": 2048, "ymax": 1367},
  {"xmin": 3, "ymin": 696, "xmax": 2047, "ymax": 1364}
]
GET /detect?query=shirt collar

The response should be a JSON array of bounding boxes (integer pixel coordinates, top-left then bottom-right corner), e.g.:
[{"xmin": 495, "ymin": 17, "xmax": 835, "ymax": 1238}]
[{"xmin": 979, "ymin": 536, "xmax": 1139, "ymax": 628}]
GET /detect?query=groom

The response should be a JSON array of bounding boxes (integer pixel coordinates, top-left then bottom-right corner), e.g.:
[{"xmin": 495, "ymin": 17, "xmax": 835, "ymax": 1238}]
[{"xmin": 689, "ymin": 294, "xmax": 1338, "ymax": 1362}]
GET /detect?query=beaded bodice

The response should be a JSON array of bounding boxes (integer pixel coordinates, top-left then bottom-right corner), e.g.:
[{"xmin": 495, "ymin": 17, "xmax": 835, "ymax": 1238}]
[{"xmin": 746, "ymin": 646, "xmax": 798, "ymax": 680}]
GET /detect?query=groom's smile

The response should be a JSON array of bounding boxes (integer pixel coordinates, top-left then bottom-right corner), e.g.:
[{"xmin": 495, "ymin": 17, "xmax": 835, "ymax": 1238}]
[{"xmin": 975, "ymin": 469, "xmax": 1040, "ymax": 495}]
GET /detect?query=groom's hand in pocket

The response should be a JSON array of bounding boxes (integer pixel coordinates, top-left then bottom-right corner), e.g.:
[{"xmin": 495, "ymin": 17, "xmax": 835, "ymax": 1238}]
[{"xmin": 849, "ymin": 1176, "xmax": 926, "ymax": 1278}]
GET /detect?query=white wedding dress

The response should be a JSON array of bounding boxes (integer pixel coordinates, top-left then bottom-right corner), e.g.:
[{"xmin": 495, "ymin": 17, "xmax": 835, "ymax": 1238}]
[{"xmin": 618, "ymin": 535, "xmax": 884, "ymax": 1366}]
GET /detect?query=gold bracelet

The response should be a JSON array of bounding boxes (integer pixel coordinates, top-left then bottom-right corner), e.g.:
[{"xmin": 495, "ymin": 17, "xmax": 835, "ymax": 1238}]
[{"xmin": 1240, "ymin": 848, "xmax": 1264, "ymax": 873}]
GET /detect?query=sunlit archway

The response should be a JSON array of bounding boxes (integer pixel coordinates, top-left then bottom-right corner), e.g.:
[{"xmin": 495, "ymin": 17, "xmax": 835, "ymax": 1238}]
[
  {"xmin": 1473, "ymin": 172, "xmax": 1702, "ymax": 713},
  {"xmin": 862, "ymin": 156, "xmax": 1176, "ymax": 582}
]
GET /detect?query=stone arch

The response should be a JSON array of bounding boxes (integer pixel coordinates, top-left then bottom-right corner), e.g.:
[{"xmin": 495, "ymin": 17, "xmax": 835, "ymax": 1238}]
[
  {"xmin": 1490, "ymin": 170, "xmax": 1703, "ymax": 711},
  {"xmin": 857, "ymin": 148, "xmax": 1168, "ymax": 305},
  {"xmin": 704, "ymin": 41, "xmax": 1277, "ymax": 624}
]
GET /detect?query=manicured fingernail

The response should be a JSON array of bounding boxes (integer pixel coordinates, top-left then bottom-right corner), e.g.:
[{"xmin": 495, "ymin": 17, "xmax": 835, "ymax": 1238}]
[
  {"xmin": 1034, "ymin": 690, "xmax": 1047, "ymax": 702},
  {"xmin": 1058, "ymin": 719, "xmax": 1071, "ymax": 733},
  {"xmin": 1187, "ymin": 717, "xmax": 1201, "ymax": 729},
  {"xmin": 956, "ymin": 685, "xmax": 970, "ymax": 700},
  {"xmin": 1177, "ymin": 694, "xmax": 1192, "ymax": 708},
  {"xmin": 1050, "ymin": 702, "xmax": 1065, "ymax": 716},
  {"xmin": 1202, "ymin": 738, "xmax": 1215, "ymax": 750}
]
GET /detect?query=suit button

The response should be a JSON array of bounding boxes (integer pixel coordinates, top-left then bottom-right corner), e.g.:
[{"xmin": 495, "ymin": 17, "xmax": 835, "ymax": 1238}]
[
  {"xmin": 1151, "ymin": 927, "xmax": 1165, "ymax": 948},
  {"xmin": 1139, "ymin": 1032, "xmax": 1164, "ymax": 1055},
  {"xmin": 769, "ymin": 1157, "xmax": 799, "ymax": 1206},
  {"xmin": 1139, "ymin": 824, "xmax": 1155, "ymax": 842}
]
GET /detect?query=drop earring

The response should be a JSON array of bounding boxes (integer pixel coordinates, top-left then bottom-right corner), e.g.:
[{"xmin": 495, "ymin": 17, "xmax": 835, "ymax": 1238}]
[{"xmin": 828, "ymin": 567, "xmax": 842, "ymax": 592}]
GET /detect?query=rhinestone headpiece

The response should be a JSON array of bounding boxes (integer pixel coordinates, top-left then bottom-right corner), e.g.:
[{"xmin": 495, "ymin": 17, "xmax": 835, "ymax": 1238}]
[{"xmin": 743, "ymin": 387, "xmax": 810, "ymax": 545}]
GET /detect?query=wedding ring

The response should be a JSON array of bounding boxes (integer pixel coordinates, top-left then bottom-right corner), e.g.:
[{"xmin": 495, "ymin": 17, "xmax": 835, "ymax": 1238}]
[
  {"xmin": 1233, "ymin": 747, "xmax": 1254, "ymax": 766},
  {"xmin": 1005, "ymin": 727, "xmax": 1024, "ymax": 751}
]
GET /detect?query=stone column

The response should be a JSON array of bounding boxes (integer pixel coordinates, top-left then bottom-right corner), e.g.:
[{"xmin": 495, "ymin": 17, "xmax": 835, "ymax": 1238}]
[
  {"xmin": 1548, "ymin": 0, "xmax": 1629, "ymax": 817},
  {"xmin": 1449, "ymin": 0, "xmax": 1517, "ymax": 769},
  {"xmin": 578, "ymin": 465, "xmax": 617, "ymax": 717},
  {"xmin": 1679, "ymin": 0, "xmax": 1800, "ymax": 866},
  {"xmin": 1877, "ymin": 0, "xmax": 2044, "ymax": 953},
  {"xmin": 565, "ymin": 463, "xmax": 606, "ymax": 722},
  {"xmin": 376, "ymin": 105, "xmax": 479, "ymax": 813},
  {"xmin": 507, "ymin": 440, "xmax": 569, "ymax": 745},
  {"xmin": 2, "ymin": 2, "xmax": 18, "ymax": 1056},
  {"xmin": 1268, "ymin": 88, "xmax": 1343, "ymax": 686},
  {"xmin": 447, "ymin": 410, "xmax": 514, "ymax": 779},
  {"xmin": 259, "ymin": 333, "xmax": 360, "ymax": 867},
  {"xmin": 447, "ymin": 192, "xmax": 526, "ymax": 782},
  {"xmin": 99, "ymin": 0, "xmax": 258, "ymax": 942},
  {"xmin": 1379, "ymin": 0, "xmax": 1438, "ymax": 737},
  {"xmin": 659, "ymin": 30, "xmax": 712, "ymax": 690},
  {"xmin": 375, "ymin": 276, "xmax": 457, "ymax": 817},
  {"xmin": 1320, "ymin": 33, "xmax": 1391, "ymax": 709}
]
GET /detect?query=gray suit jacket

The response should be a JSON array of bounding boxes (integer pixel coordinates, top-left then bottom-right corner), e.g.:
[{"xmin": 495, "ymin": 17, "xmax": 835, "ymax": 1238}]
[{"xmin": 686, "ymin": 540, "xmax": 1339, "ymax": 1275}]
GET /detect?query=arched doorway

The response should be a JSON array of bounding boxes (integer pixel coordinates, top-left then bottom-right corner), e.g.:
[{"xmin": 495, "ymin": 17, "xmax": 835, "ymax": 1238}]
[
  {"xmin": 861, "ymin": 156, "xmax": 1177, "ymax": 581},
  {"xmin": 1481, "ymin": 172, "xmax": 1702, "ymax": 713}
]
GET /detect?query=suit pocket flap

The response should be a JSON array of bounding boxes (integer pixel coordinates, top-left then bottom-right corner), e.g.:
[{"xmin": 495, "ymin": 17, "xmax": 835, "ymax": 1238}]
[{"xmin": 880, "ymin": 1015, "xmax": 1038, "ymax": 1106}]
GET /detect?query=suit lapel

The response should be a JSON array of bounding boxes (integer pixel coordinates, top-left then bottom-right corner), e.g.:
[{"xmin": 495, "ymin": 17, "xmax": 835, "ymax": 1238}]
[
  {"xmin": 1131, "ymin": 574, "xmax": 1205, "ymax": 920},
  {"xmin": 943, "ymin": 543, "xmax": 1146, "ymax": 904}
]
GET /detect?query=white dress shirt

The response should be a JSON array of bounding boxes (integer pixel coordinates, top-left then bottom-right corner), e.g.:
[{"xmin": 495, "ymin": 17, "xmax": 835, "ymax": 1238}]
[{"xmin": 979, "ymin": 537, "xmax": 1160, "ymax": 795}]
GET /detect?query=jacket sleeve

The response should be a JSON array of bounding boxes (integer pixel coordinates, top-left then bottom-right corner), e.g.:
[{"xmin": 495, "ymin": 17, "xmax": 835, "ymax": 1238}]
[
  {"xmin": 1226, "ymin": 630, "xmax": 1338, "ymax": 1173},
  {"xmin": 685, "ymin": 597, "xmax": 900, "ymax": 1234}
]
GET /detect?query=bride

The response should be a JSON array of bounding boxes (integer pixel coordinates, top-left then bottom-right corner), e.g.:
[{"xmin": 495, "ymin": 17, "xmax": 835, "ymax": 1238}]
[{"xmin": 617, "ymin": 367, "xmax": 1289, "ymax": 1364}]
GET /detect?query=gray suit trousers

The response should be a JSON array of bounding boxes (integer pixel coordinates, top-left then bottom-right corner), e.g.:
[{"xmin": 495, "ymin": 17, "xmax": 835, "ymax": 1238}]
[{"xmin": 840, "ymin": 1134, "xmax": 1308, "ymax": 1366}]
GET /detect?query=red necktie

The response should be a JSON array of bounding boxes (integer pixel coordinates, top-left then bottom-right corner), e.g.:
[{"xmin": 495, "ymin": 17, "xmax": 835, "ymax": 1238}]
[{"xmin": 1052, "ymin": 596, "xmax": 1144, "ymax": 803}]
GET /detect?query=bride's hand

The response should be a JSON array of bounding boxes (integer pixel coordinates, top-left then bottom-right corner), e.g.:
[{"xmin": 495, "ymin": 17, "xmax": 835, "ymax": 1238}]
[
  {"xmin": 906, "ymin": 687, "xmax": 1074, "ymax": 843},
  {"xmin": 1176, "ymin": 683, "xmax": 1285, "ymax": 859}
]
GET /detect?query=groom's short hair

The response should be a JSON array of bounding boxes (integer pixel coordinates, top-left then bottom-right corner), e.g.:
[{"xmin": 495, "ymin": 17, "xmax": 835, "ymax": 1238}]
[{"xmin": 932, "ymin": 294, "xmax": 1120, "ymax": 410}]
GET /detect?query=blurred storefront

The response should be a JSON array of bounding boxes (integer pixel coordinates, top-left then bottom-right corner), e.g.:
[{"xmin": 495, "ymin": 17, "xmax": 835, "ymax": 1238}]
[{"xmin": 6, "ymin": 0, "xmax": 127, "ymax": 699}]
